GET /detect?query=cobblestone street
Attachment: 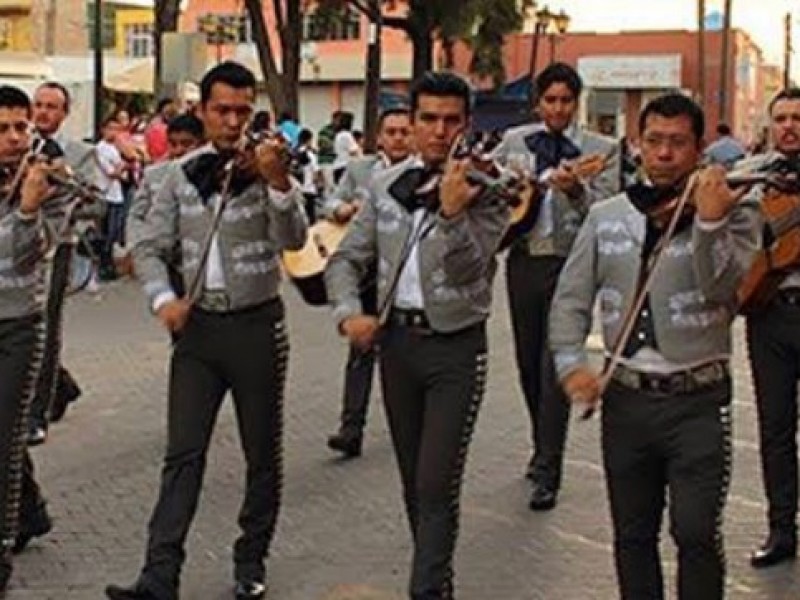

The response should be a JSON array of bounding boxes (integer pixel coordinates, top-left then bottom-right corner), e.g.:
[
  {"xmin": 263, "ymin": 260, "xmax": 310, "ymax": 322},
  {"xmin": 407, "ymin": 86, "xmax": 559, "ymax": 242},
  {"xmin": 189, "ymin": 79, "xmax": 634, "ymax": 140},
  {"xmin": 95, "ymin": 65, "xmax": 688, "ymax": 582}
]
[{"xmin": 5, "ymin": 276, "xmax": 800, "ymax": 600}]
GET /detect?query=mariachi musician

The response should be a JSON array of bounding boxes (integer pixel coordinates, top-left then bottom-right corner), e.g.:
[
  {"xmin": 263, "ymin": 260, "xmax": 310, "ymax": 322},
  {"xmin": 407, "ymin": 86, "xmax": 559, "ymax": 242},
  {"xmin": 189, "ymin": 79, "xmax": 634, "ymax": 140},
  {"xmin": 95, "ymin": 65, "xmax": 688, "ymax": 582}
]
[
  {"xmin": 0, "ymin": 85, "xmax": 63, "ymax": 594},
  {"xmin": 326, "ymin": 71, "xmax": 509, "ymax": 600},
  {"xmin": 321, "ymin": 105, "xmax": 413, "ymax": 458},
  {"xmin": 491, "ymin": 62, "xmax": 620, "ymax": 511},
  {"xmin": 549, "ymin": 93, "xmax": 758, "ymax": 600},
  {"xmin": 744, "ymin": 87, "xmax": 800, "ymax": 569},
  {"xmin": 27, "ymin": 81, "xmax": 99, "ymax": 444},
  {"xmin": 107, "ymin": 61, "xmax": 307, "ymax": 600}
]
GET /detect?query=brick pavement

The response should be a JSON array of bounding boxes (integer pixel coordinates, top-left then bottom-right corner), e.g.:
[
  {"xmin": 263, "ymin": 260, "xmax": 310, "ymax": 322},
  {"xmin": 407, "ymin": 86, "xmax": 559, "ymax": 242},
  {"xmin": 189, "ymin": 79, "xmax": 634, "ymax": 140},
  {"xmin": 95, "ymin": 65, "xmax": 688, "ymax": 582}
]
[{"xmin": 4, "ymin": 277, "xmax": 800, "ymax": 600}]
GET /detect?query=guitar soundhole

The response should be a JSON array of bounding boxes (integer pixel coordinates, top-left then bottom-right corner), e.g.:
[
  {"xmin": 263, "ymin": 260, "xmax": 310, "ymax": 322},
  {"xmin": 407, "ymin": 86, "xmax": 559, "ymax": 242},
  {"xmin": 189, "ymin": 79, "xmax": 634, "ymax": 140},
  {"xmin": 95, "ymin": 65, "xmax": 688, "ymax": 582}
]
[{"xmin": 314, "ymin": 233, "xmax": 328, "ymax": 258}]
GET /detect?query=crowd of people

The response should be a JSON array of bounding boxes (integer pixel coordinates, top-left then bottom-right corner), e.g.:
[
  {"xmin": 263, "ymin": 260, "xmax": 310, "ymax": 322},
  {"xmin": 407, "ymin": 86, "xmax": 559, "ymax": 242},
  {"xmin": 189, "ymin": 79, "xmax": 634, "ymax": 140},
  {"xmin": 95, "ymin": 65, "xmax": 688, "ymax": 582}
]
[{"xmin": 0, "ymin": 57, "xmax": 798, "ymax": 600}]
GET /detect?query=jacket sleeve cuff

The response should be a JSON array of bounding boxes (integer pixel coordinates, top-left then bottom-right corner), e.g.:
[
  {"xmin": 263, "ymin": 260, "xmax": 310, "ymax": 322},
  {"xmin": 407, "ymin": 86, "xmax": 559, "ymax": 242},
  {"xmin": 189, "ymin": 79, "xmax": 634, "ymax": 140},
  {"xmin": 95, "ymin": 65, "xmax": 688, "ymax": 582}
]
[
  {"xmin": 554, "ymin": 349, "xmax": 588, "ymax": 381},
  {"xmin": 332, "ymin": 300, "xmax": 362, "ymax": 330}
]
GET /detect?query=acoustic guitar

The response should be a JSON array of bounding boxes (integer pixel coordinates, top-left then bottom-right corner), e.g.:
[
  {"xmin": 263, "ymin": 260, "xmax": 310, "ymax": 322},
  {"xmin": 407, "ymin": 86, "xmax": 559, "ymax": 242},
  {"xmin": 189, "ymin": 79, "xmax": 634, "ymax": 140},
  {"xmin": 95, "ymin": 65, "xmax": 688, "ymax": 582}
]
[{"xmin": 282, "ymin": 219, "xmax": 348, "ymax": 306}]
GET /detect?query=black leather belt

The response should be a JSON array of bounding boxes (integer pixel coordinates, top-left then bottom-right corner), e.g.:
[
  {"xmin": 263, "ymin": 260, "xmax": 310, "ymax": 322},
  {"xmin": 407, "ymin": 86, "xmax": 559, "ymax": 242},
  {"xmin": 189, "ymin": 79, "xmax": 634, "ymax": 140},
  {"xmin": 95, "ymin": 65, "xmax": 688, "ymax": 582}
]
[
  {"xmin": 777, "ymin": 287, "xmax": 800, "ymax": 307},
  {"xmin": 611, "ymin": 360, "xmax": 729, "ymax": 395},
  {"xmin": 389, "ymin": 308, "xmax": 433, "ymax": 334}
]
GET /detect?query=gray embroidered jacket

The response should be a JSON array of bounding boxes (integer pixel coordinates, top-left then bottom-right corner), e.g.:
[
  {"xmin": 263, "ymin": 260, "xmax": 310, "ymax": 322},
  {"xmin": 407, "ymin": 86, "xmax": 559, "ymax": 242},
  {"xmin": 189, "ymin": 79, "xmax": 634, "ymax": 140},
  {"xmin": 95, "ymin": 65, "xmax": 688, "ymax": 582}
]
[
  {"xmin": 492, "ymin": 123, "xmax": 620, "ymax": 257},
  {"xmin": 319, "ymin": 155, "xmax": 388, "ymax": 219},
  {"xmin": 549, "ymin": 190, "xmax": 760, "ymax": 379},
  {"xmin": 325, "ymin": 159, "xmax": 511, "ymax": 333},
  {"xmin": 132, "ymin": 146, "xmax": 308, "ymax": 311},
  {"xmin": 0, "ymin": 206, "xmax": 46, "ymax": 320},
  {"xmin": 127, "ymin": 161, "xmax": 171, "ymax": 250}
]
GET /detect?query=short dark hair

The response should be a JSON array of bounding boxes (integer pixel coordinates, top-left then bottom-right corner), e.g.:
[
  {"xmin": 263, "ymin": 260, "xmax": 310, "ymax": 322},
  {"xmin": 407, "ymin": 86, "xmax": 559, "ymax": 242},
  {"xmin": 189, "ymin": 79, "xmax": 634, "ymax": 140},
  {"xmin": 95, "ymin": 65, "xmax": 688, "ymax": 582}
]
[
  {"xmin": 535, "ymin": 62, "xmax": 582, "ymax": 102},
  {"xmin": 638, "ymin": 93, "xmax": 705, "ymax": 144},
  {"xmin": 101, "ymin": 115, "xmax": 118, "ymax": 128},
  {"xmin": 156, "ymin": 97, "xmax": 174, "ymax": 114},
  {"xmin": 337, "ymin": 111, "xmax": 354, "ymax": 131},
  {"xmin": 409, "ymin": 71, "xmax": 472, "ymax": 119},
  {"xmin": 716, "ymin": 123, "xmax": 732, "ymax": 136},
  {"xmin": 167, "ymin": 114, "xmax": 204, "ymax": 139},
  {"xmin": 769, "ymin": 88, "xmax": 800, "ymax": 114},
  {"xmin": 378, "ymin": 106, "xmax": 410, "ymax": 130},
  {"xmin": 200, "ymin": 61, "xmax": 256, "ymax": 104},
  {"xmin": 0, "ymin": 85, "xmax": 31, "ymax": 115},
  {"xmin": 36, "ymin": 81, "xmax": 70, "ymax": 113},
  {"xmin": 298, "ymin": 128, "xmax": 313, "ymax": 145}
]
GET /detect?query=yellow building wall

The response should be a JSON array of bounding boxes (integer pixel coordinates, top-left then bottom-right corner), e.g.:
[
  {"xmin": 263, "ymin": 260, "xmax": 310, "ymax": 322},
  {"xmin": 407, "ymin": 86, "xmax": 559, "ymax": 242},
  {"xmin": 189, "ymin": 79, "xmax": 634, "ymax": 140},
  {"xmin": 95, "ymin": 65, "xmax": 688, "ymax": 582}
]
[
  {"xmin": 113, "ymin": 7, "xmax": 153, "ymax": 56},
  {"xmin": 0, "ymin": 12, "xmax": 33, "ymax": 50}
]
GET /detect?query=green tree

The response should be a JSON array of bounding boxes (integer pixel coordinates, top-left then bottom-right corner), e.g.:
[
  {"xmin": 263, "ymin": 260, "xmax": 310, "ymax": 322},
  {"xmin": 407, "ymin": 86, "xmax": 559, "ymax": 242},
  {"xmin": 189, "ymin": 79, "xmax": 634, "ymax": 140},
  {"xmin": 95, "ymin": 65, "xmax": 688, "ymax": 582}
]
[{"xmin": 317, "ymin": 0, "xmax": 533, "ymax": 85}]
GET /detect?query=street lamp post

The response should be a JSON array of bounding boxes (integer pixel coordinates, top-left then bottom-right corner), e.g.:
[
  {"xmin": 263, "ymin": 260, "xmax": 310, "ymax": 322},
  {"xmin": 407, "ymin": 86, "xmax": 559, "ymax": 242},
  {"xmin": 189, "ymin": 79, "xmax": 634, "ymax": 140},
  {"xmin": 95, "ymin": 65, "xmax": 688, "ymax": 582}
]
[
  {"xmin": 548, "ymin": 10, "xmax": 570, "ymax": 63},
  {"xmin": 93, "ymin": 0, "xmax": 103, "ymax": 141},
  {"xmin": 527, "ymin": 5, "xmax": 571, "ymax": 102}
]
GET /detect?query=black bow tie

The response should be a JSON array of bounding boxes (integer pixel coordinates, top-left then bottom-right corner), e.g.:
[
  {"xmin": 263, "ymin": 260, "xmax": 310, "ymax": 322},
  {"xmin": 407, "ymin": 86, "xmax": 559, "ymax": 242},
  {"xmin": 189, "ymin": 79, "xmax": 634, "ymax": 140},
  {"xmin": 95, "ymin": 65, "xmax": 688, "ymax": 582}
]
[
  {"xmin": 523, "ymin": 130, "xmax": 580, "ymax": 175},
  {"xmin": 626, "ymin": 182, "xmax": 682, "ymax": 214},
  {"xmin": 388, "ymin": 166, "xmax": 442, "ymax": 214},
  {"xmin": 32, "ymin": 136, "xmax": 64, "ymax": 160},
  {"xmin": 182, "ymin": 151, "xmax": 258, "ymax": 204}
]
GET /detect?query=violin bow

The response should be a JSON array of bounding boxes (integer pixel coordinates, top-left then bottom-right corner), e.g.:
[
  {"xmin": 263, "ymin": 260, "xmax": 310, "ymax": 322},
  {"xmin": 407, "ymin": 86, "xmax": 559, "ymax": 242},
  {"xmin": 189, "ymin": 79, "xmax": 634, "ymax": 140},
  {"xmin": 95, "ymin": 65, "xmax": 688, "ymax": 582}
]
[{"xmin": 581, "ymin": 171, "xmax": 701, "ymax": 420}]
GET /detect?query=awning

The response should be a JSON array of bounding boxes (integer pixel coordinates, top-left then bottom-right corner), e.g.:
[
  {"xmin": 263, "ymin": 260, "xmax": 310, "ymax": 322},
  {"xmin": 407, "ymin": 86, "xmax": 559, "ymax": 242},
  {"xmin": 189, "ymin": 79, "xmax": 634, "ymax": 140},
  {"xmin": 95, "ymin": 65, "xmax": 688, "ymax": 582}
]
[
  {"xmin": 104, "ymin": 59, "xmax": 154, "ymax": 93},
  {"xmin": 0, "ymin": 53, "xmax": 52, "ymax": 79}
]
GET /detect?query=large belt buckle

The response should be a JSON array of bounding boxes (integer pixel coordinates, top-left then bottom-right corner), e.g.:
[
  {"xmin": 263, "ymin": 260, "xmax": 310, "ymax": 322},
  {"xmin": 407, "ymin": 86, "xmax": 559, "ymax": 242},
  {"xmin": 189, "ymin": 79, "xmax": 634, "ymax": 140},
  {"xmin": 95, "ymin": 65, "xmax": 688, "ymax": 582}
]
[
  {"xmin": 689, "ymin": 361, "xmax": 727, "ymax": 389},
  {"xmin": 199, "ymin": 289, "xmax": 230, "ymax": 312}
]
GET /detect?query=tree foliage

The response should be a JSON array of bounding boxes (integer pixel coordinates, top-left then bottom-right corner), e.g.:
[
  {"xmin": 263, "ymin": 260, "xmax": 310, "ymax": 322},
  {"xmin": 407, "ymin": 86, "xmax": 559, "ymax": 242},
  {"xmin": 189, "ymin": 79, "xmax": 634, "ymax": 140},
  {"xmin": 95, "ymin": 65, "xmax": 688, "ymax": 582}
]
[{"xmin": 317, "ymin": 0, "xmax": 533, "ymax": 85}]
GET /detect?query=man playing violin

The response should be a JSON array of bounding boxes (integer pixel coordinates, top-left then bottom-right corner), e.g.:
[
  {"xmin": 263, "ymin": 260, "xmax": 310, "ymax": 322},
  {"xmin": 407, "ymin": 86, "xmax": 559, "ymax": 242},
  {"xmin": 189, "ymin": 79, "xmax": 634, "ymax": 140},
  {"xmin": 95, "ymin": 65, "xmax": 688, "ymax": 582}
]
[
  {"xmin": 549, "ymin": 93, "xmax": 759, "ymax": 600},
  {"xmin": 492, "ymin": 62, "xmax": 620, "ymax": 511},
  {"xmin": 106, "ymin": 61, "xmax": 307, "ymax": 600},
  {"xmin": 745, "ymin": 87, "xmax": 800, "ymax": 569},
  {"xmin": 322, "ymin": 106, "xmax": 412, "ymax": 458},
  {"xmin": 26, "ymin": 81, "xmax": 99, "ymax": 446},
  {"xmin": 0, "ymin": 84, "xmax": 63, "ymax": 595},
  {"xmin": 325, "ymin": 71, "xmax": 509, "ymax": 600}
]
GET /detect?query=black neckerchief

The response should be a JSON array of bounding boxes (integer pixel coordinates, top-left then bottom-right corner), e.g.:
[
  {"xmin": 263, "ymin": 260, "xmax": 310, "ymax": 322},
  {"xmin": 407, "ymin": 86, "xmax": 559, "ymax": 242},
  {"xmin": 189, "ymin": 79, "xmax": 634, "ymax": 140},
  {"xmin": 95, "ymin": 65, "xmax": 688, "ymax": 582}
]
[
  {"xmin": 523, "ymin": 129, "xmax": 581, "ymax": 175},
  {"xmin": 182, "ymin": 150, "xmax": 259, "ymax": 204},
  {"xmin": 388, "ymin": 165, "xmax": 442, "ymax": 214}
]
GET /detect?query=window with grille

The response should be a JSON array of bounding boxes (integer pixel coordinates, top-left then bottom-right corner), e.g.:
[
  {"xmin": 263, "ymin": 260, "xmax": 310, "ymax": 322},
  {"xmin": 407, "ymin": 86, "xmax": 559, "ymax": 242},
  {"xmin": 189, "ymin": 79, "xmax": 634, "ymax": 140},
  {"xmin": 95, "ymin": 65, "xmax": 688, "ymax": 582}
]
[
  {"xmin": 303, "ymin": 7, "xmax": 361, "ymax": 41},
  {"xmin": 197, "ymin": 14, "xmax": 251, "ymax": 45},
  {"xmin": 124, "ymin": 23, "xmax": 154, "ymax": 58}
]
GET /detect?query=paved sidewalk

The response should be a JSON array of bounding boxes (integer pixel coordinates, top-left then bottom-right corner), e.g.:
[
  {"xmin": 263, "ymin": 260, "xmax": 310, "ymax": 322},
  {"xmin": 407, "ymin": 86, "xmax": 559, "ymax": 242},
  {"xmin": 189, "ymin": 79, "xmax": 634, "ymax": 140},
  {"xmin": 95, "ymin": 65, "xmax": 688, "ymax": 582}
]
[{"xmin": 4, "ymin": 278, "xmax": 799, "ymax": 600}]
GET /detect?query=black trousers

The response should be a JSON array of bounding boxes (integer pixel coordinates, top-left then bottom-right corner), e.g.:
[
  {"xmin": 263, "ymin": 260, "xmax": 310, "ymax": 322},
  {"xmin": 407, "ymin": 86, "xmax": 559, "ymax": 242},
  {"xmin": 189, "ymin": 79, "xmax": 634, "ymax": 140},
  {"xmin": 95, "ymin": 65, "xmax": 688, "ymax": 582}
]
[
  {"xmin": 506, "ymin": 249, "xmax": 569, "ymax": 488},
  {"xmin": 0, "ymin": 316, "xmax": 45, "ymax": 548},
  {"xmin": 379, "ymin": 321, "xmax": 488, "ymax": 600},
  {"xmin": 337, "ymin": 284, "xmax": 377, "ymax": 437},
  {"xmin": 31, "ymin": 243, "xmax": 78, "ymax": 427},
  {"xmin": 746, "ymin": 297, "xmax": 800, "ymax": 538},
  {"xmin": 139, "ymin": 299, "xmax": 288, "ymax": 599},
  {"xmin": 602, "ymin": 378, "xmax": 732, "ymax": 600}
]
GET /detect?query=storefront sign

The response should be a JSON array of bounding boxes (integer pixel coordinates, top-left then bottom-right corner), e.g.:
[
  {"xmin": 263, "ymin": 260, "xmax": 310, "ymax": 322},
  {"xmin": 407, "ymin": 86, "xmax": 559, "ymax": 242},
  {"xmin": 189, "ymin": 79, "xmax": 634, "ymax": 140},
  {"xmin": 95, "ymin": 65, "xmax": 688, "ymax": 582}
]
[{"xmin": 577, "ymin": 55, "xmax": 681, "ymax": 89}]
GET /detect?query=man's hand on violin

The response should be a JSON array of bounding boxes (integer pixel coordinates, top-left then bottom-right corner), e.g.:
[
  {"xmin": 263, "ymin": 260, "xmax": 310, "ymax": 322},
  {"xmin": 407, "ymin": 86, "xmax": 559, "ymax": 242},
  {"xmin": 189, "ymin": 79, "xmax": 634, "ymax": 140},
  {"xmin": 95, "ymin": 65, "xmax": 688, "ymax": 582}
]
[
  {"xmin": 156, "ymin": 298, "xmax": 191, "ymax": 333},
  {"xmin": 695, "ymin": 165, "xmax": 745, "ymax": 221},
  {"xmin": 440, "ymin": 158, "xmax": 480, "ymax": 218},
  {"xmin": 549, "ymin": 163, "xmax": 583, "ymax": 196},
  {"xmin": 340, "ymin": 315, "xmax": 380, "ymax": 350},
  {"xmin": 19, "ymin": 157, "xmax": 59, "ymax": 215},
  {"xmin": 254, "ymin": 138, "xmax": 292, "ymax": 192},
  {"xmin": 333, "ymin": 201, "xmax": 360, "ymax": 224}
]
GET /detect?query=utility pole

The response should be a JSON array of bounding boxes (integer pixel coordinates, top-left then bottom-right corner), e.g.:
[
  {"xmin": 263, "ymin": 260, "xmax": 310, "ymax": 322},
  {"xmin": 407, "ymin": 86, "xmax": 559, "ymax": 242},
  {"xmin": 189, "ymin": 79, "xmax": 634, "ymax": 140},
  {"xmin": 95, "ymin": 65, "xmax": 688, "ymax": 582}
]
[
  {"xmin": 785, "ymin": 12, "xmax": 793, "ymax": 89},
  {"xmin": 93, "ymin": 0, "xmax": 103, "ymax": 140},
  {"xmin": 718, "ymin": 0, "xmax": 732, "ymax": 124},
  {"xmin": 363, "ymin": 0, "xmax": 382, "ymax": 153},
  {"xmin": 697, "ymin": 0, "xmax": 706, "ymax": 110}
]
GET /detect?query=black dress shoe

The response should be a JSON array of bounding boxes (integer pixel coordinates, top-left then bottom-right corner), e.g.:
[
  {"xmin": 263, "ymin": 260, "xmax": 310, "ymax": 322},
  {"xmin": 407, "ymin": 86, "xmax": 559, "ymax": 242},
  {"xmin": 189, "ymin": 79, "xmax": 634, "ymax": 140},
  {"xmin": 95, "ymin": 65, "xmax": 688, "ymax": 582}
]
[
  {"xmin": 12, "ymin": 504, "xmax": 52, "ymax": 554},
  {"xmin": 235, "ymin": 578, "xmax": 267, "ymax": 599},
  {"xmin": 105, "ymin": 582, "xmax": 163, "ymax": 600},
  {"xmin": 327, "ymin": 432, "xmax": 362, "ymax": 458},
  {"xmin": 750, "ymin": 533, "xmax": 797, "ymax": 568},
  {"xmin": 529, "ymin": 482, "xmax": 558, "ymax": 511}
]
